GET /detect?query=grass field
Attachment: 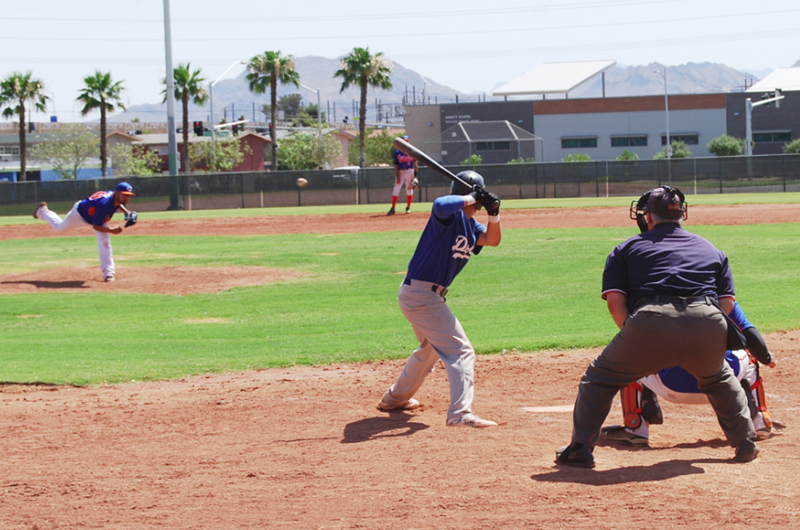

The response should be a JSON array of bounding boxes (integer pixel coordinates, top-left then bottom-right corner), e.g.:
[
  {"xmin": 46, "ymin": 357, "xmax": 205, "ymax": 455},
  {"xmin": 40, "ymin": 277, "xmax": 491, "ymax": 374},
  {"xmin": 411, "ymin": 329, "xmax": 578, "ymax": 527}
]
[{"xmin": 2, "ymin": 195, "xmax": 799, "ymax": 385}]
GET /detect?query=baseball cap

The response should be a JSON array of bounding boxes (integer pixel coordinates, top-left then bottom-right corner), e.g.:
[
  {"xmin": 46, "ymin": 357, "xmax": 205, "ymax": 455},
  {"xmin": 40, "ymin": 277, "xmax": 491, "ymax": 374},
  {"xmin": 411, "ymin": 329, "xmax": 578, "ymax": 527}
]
[
  {"xmin": 116, "ymin": 182, "xmax": 135, "ymax": 196},
  {"xmin": 646, "ymin": 186, "xmax": 685, "ymax": 219},
  {"xmin": 400, "ymin": 134, "xmax": 409, "ymax": 140}
]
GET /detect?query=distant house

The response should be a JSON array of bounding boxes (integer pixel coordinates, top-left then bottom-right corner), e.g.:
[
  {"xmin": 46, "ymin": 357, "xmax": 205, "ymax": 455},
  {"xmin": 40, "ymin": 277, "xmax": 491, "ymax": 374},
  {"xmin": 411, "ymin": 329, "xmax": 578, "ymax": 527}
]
[
  {"xmin": 0, "ymin": 131, "xmax": 102, "ymax": 182},
  {"xmin": 108, "ymin": 130, "xmax": 271, "ymax": 174}
]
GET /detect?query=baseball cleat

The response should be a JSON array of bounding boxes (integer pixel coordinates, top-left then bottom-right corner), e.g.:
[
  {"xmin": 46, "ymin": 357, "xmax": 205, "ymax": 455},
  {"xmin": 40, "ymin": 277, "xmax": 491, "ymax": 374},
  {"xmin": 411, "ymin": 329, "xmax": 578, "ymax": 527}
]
[
  {"xmin": 446, "ymin": 413, "xmax": 497, "ymax": 428},
  {"xmin": 734, "ymin": 439, "xmax": 760, "ymax": 462},
  {"xmin": 387, "ymin": 207, "xmax": 395, "ymax": 216},
  {"xmin": 377, "ymin": 397, "xmax": 419, "ymax": 412},
  {"xmin": 555, "ymin": 443, "xmax": 595, "ymax": 469},
  {"xmin": 103, "ymin": 275, "xmax": 115, "ymax": 282},
  {"xmin": 405, "ymin": 207, "xmax": 411, "ymax": 214},
  {"xmin": 601, "ymin": 425, "xmax": 649, "ymax": 446},
  {"xmin": 33, "ymin": 201, "xmax": 47, "ymax": 219}
]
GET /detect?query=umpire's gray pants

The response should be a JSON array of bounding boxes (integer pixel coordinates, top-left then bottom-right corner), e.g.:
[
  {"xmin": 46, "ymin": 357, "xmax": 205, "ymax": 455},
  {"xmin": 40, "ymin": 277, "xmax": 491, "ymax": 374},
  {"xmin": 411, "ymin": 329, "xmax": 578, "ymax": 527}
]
[
  {"xmin": 571, "ymin": 300, "xmax": 755, "ymax": 449},
  {"xmin": 381, "ymin": 280, "xmax": 475, "ymax": 422}
]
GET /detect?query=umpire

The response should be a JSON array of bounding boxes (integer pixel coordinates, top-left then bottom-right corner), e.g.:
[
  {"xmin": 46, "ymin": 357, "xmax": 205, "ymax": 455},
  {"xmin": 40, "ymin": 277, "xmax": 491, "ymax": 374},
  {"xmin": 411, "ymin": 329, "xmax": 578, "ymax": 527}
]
[{"xmin": 555, "ymin": 186, "xmax": 759, "ymax": 468}]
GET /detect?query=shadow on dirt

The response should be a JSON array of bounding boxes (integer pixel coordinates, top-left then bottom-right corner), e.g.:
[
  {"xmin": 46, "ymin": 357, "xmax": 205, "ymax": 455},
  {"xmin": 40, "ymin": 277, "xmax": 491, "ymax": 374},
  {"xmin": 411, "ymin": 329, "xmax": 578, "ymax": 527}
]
[
  {"xmin": 532, "ymin": 458, "xmax": 731, "ymax": 485},
  {"xmin": 2, "ymin": 280, "xmax": 88, "ymax": 289},
  {"xmin": 342, "ymin": 414, "xmax": 429, "ymax": 443}
]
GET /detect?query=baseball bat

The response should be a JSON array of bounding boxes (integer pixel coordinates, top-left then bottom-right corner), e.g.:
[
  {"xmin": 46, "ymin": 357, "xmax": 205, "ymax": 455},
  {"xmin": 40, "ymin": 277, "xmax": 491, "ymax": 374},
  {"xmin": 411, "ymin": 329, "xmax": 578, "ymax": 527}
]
[
  {"xmin": 393, "ymin": 138, "xmax": 500, "ymax": 210},
  {"xmin": 393, "ymin": 138, "xmax": 470, "ymax": 189}
]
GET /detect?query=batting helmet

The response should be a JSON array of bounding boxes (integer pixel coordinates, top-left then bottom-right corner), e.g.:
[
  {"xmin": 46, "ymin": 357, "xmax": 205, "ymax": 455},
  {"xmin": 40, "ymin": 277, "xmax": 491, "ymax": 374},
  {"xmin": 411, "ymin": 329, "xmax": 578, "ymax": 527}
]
[{"xmin": 451, "ymin": 170, "xmax": 485, "ymax": 195}]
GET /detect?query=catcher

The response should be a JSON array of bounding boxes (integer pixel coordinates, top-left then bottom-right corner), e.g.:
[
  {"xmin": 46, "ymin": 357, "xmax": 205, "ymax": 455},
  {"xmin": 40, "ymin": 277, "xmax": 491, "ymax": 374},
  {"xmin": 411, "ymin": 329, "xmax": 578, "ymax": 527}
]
[
  {"xmin": 602, "ymin": 300, "xmax": 785, "ymax": 446},
  {"xmin": 33, "ymin": 181, "xmax": 138, "ymax": 282}
]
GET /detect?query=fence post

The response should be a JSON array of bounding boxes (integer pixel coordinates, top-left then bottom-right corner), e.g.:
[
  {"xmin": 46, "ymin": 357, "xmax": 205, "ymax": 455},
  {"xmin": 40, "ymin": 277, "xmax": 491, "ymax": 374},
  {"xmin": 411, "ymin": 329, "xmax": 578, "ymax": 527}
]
[{"xmin": 783, "ymin": 155, "xmax": 787, "ymax": 192}]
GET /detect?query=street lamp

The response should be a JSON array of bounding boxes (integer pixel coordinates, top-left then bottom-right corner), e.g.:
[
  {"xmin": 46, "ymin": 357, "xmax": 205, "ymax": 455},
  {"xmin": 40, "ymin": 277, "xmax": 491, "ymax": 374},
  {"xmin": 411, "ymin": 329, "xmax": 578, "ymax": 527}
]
[
  {"xmin": 654, "ymin": 66, "xmax": 671, "ymax": 182},
  {"xmin": 299, "ymin": 83, "xmax": 323, "ymax": 164},
  {"xmin": 210, "ymin": 61, "xmax": 247, "ymax": 143}
]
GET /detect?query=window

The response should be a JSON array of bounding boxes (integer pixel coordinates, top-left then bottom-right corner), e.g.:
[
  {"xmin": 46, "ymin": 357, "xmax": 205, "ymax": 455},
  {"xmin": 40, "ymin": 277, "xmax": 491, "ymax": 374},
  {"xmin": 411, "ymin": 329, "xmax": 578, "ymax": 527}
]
[
  {"xmin": 662, "ymin": 134, "xmax": 699, "ymax": 145},
  {"xmin": 561, "ymin": 137, "xmax": 597, "ymax": 149},
  {"xmin": 753, "ymin": 132, "xmax": 792, "ymax": 143},
  {"xmin": 476, "ymin": 141, "xmax": 511, "ymax": 151},
  {"xmin": 611, "ymin": 136, "xmax": 647, "ymax": 147}
]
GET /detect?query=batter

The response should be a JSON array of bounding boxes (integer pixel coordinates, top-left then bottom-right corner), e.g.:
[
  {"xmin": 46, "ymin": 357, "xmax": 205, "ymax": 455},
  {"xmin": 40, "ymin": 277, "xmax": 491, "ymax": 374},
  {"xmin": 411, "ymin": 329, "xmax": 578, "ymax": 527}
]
[{"xmin": 378, "ymin": 171, "xmax": 502, "ymax": 427}]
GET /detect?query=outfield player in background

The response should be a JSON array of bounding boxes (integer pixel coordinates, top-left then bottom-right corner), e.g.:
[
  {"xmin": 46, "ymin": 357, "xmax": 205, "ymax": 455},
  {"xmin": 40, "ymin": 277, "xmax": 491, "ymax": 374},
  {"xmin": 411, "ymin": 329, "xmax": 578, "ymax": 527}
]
[
  {"xmin": 378, "ymin": 171, "xmax": 502, "ymax": 428},
  {"xmin": 33, "ymin": 182, "xmax": 137, "ymax": 282},
  {"xmin": 602, "ymin": 301, "xmax": 785, "ymax": 446},
  {"xmin": 556, "ymin": 186, "xmax": 759, "ymax": 468},
  {"xmin": 387, "ymin": 135, "xmax": 418, "ymax": 215}
]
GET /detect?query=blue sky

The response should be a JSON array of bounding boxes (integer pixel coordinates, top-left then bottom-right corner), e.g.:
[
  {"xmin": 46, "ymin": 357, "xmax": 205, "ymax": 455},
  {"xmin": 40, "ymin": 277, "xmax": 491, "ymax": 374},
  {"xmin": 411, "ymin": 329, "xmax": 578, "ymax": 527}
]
[{"xmin": 3, "ymin": 0, "xmax": 798, "ymax": 122}]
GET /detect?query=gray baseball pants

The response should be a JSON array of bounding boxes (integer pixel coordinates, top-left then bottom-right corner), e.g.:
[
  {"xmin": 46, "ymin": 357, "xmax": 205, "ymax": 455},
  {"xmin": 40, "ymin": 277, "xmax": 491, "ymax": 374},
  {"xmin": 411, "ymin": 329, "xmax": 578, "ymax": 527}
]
[
  {"xmin": 380, "ymin": 280, "xmax": 475, "ymax": 422},
  {"xmin": 571, "ymin": 299, "xmax": 755, "ymax": 449}
]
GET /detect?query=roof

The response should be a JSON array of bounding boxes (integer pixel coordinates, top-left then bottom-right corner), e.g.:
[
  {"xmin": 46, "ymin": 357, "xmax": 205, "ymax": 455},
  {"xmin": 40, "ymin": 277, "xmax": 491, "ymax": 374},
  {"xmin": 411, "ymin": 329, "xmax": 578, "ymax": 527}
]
[
  {"xmin": 492, "ymin": 60, "xmax": 616, "ymax": 97},
  {"xmin": 131, "ymin": 131, "xmax": 270, "ymax": 146},
  {"xmin": 428, "ymin": 120, "xmax": 541, "ymax": 145},
  {"xmin": 747, "ymin": 67, "xmax": 800, "ymax": 93}
]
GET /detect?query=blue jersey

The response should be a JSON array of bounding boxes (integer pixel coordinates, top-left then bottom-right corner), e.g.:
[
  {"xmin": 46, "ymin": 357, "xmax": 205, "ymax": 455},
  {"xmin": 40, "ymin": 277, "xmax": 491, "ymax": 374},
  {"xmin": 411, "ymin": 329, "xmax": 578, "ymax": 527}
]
[
  {"xmin": 393, "ymin": 149, "xmax": 416, "ymax": 170},
  {"xmin": 405, "ymin": 195, "xmax": 485, "ymax": 288},
  {"xmin": 76, "ymin": 191, "xmax": 120, "ymax": 226},
  {"xmin": 657, "ymin": 301, "xmax": 752, "ymax": 394}
]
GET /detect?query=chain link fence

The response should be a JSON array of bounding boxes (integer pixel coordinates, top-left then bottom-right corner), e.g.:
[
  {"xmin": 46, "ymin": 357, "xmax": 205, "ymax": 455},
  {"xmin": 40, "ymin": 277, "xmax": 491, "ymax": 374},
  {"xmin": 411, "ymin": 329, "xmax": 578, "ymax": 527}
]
[{"xmin": 3, "ymin": 154, "xmax": 799, "ymax": 216}]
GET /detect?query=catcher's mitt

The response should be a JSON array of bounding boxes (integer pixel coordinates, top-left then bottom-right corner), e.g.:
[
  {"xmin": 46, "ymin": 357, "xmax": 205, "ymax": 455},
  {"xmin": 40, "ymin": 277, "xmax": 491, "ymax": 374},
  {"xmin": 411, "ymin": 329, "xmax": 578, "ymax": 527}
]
[
  {"xmin": 412, "ymin": 177, "xmax": 419, "ymax": 189},
  {"xmin": 124, "ymin": 211, "xmax": 138, "ymax": 227}
]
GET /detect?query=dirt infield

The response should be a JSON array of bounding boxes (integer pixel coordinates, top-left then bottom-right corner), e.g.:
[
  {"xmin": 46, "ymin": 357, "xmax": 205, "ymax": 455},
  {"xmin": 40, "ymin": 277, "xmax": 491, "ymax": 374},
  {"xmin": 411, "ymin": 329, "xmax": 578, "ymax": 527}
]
[{"xmin": 1, "ymin": 205, "xmax": 799, "ymax": 529}]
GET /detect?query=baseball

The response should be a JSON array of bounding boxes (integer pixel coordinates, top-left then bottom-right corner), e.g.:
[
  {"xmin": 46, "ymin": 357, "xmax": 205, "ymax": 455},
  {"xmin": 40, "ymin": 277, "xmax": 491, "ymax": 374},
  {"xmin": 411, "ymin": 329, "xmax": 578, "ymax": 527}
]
[{"xmin": 296, "ymin": 177, "xmax": 308, "ymax": 188}]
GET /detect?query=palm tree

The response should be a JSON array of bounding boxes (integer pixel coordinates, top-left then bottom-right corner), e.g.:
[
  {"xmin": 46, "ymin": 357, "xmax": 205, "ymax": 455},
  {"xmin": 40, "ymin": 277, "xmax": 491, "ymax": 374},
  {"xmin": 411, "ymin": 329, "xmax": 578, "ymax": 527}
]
[
  {"xmin": 246, "ymin": 51, "xmax": 300, "ymax": 170},
  {"xmin": 0, "ymin": 71, "xmax": 48, "ymax": 182},
  {"xmin": 163, "ymin": 63, "xmax": 207, "ymax": 172},
  {"xmin": 334, "ymin": 47, "xmax": 392, "ymax": 168},
  {"xmin": 77, "ymin": 71, "xmax": 126, "ymax": 177}
]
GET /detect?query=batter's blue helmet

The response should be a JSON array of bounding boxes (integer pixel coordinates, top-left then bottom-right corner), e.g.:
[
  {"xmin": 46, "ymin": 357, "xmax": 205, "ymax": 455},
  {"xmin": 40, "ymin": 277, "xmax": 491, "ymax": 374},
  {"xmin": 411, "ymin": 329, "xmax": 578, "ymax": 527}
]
[{"xmin": 451, "ymin": 170, "xmax": 484, "ymax": 195}]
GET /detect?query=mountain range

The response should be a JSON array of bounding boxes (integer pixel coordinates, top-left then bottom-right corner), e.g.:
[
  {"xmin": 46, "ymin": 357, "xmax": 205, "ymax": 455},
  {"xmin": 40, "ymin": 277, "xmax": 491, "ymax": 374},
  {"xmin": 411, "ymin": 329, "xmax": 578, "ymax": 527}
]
[{"xmin": 109, "ymin": 57, "xmax": 788, "ymax": 126}]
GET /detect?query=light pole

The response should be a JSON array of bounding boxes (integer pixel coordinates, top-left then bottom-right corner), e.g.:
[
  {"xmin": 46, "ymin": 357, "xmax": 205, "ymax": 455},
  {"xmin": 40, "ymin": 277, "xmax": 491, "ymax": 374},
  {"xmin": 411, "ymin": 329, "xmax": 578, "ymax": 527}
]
[
  {"xmin": 300, "ymin": 83, "xmax": 323, "ymax": 165},
  {"xmin": 653, "ymin": 66, "xmax": 671, "ymax": 182},
  {"xmin": 210, "ymin": 61, "xmax": 247, "ymax": 143},
  {"xmin": 162, "ymin": 0, "xmax": 180, "ymax": 208}
]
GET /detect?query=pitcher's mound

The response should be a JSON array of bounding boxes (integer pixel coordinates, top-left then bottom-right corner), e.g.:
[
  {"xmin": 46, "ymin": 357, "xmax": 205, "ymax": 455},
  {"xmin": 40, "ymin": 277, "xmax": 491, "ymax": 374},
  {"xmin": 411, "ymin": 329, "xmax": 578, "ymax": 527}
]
[{"xmin": 0, "ymin": 266, "xmax": 304, "ymax": 295}]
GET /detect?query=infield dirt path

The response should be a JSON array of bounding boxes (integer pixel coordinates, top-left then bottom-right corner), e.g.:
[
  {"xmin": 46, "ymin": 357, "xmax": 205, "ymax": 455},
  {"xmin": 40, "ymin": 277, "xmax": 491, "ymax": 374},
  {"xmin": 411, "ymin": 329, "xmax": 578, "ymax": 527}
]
[{"xmin": 1, "ymin": 205, "xmax": 798, "ymax": 529}]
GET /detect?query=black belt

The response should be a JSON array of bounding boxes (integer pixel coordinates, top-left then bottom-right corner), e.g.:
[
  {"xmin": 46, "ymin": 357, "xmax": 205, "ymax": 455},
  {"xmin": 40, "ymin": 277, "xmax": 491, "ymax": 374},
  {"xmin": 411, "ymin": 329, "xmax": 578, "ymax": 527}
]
[
  {"xmin": 636, "ymin": 295, "xmax": 716, "ymax": 309},
  {"xmin": 403, "ymin": 277, "xmax": 449, "ymax": 298}
]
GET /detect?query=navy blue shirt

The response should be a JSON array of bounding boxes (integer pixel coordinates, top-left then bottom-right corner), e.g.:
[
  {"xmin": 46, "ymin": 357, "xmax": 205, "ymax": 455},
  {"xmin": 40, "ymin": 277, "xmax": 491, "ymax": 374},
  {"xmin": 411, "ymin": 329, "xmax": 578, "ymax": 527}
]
[
  {"xmin": 76, "ymin": 190, "xmax": 121, "ymax": 226},
  {"xmin": 405, "ymin": 195, "xmax": 485, "ymax": 288},
  {"xmin": 602, "ymin": 223, "xmax": 735, "ymax": 312}
]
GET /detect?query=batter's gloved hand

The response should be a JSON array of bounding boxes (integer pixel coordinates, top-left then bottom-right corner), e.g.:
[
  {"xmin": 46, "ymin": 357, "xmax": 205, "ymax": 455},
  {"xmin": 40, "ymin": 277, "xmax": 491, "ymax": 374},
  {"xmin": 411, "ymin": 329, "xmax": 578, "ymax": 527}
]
[
  {"xmin": 484, "ymin": 192, "xmax": 501, "ymax": 216},
  {"xmin": 470, "ymin": 185, "xmax": 489, "ymax": 204},
  {"xmin": 124, "ymin": 211, "xmax": 138, "ymax": 227}
]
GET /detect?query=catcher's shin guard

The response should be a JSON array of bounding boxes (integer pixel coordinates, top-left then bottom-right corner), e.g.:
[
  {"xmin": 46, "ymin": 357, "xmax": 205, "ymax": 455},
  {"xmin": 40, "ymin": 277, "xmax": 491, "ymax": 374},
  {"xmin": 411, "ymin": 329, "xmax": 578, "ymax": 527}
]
[
  {"xmin": 640, "ymin": 385, "xmax": 663, "ymax": 425},
  {"xmin": 622, "ymin": 382, "xmax": 644, "ymax": 429}
]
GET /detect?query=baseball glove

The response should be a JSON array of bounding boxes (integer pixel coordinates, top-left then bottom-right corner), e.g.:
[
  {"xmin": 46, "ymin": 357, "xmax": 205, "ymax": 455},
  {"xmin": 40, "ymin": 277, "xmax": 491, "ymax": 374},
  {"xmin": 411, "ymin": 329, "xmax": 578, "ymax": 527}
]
[
  {"xmin": 412, "ymin": 177, "xmax": 419, "ymax": 189},
  {"xmin": 124, "ymin": 211, "xmax": 138, "ymax": 227}
]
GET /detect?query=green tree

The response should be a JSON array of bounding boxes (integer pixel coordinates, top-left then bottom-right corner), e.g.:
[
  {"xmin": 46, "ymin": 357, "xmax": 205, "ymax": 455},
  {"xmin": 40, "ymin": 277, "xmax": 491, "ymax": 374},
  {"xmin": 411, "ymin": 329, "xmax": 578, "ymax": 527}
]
[
  {"xmin": 278, "ymin": 94, "xmax": 302, "ymax": 117},
  {"xmin": 29, "ymin": 124, "xmax": 99, "ymax": 179},
  {"xmin": 0, "ymin": 71, "xmax": 48, "ymax": 181},
  {"xmin": 461, "ymin": 154, "xmax": 483, "ymax": 166},
  {"xmin": 707, "ymin": 135, "xmax": 743, "ymax": 156},
  {"xmin": 109, "ymin": 143, "xmax": 163, "ymax": 176},
  {"xmin": 76, "ymin": 70, "xmax": 126, "ymax": 177},
  {"xmin": 347, "ymin": 127, "xmax": 395, "ymax": 166},
  {"xmin": 247, "ymin": 51, "xmax": 300, "ymax": 170},
  {"xmin": 782, "ymin": 139, "xmax": 800, "ymax": 154},
  {"xmin": 334, "ymin": 47, "xmax": 393, "ymax": 169},
  {"xmin": 163, "ymin": 63, "xmax": 207, "ymax": 173},
  {"xmin": 189, "ymin": 138, "xmax": 251, "ymax": 172},
  {"xmin": 654, "ymin": 141, "xmax": 691, "ymax": 159},
  {"xmin": 562, "ymin": 153, "xmax": 592, "ymax": 162},
  {"xmin": 615, "ymin": 149, "xmax": 639, "ymax": 161},
  {"xmin": 279, "ymin": 129, "xmax": 341, "ymax": 170}
]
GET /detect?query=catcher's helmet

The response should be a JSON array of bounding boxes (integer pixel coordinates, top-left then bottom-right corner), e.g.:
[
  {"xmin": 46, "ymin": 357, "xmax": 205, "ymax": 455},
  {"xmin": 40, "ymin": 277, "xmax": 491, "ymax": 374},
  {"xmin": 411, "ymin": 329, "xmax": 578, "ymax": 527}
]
[
  {"xmin": 451, "ymin": 170, "xmax": 485, "ymax": 195},
  {"xmin": 630, "ymin": 185, "xmax": 687, "ymax": 233}
]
